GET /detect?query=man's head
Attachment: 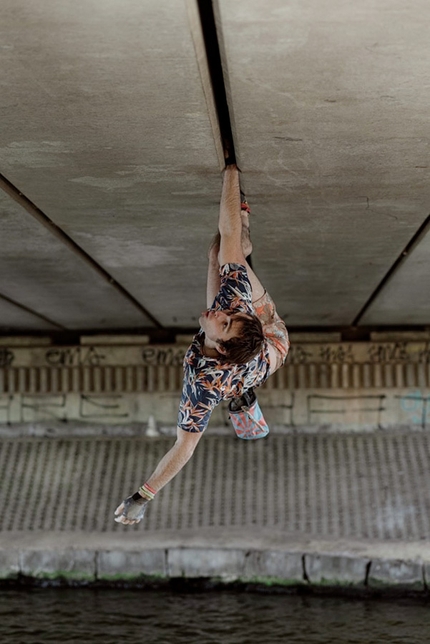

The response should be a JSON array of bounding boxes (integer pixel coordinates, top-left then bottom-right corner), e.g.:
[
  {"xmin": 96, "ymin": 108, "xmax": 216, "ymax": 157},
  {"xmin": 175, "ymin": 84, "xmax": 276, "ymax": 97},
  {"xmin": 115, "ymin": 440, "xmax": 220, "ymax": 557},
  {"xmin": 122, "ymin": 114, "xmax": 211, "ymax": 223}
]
[{"xmin": 199, "ymin": 308, "xmax": 264, "ymax": 364}]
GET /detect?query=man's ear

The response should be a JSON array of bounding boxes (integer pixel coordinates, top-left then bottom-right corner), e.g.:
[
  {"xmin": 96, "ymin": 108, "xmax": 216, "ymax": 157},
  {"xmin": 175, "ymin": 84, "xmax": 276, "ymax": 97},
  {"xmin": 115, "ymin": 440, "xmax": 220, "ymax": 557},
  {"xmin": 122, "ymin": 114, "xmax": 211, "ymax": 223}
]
[{"xmin": 216, "ymin": 342, "xmax": 227, "ymax": 355}]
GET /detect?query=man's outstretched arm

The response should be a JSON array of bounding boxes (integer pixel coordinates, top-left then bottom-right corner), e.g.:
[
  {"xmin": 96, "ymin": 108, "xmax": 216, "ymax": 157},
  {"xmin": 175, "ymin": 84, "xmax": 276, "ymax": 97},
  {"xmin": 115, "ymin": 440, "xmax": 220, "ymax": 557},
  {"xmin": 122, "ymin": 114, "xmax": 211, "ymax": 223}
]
[{"xmin": 114, "ymin": 427, "xmax": 203, "ymax": 525}]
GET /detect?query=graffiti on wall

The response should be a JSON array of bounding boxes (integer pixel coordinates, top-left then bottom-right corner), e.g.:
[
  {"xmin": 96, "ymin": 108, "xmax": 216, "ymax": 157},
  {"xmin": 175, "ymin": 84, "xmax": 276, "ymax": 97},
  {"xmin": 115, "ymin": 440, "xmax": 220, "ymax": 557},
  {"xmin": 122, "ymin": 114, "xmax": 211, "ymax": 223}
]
[
  {"xmin": 0, "ymin": 340, "xmax": 429, "ymax": 369},
  {"xmin": 396, "ymin": 390, "xmax": 430, "ymax": 428},
  {"xmin": 0, "ymin": 393, "xmax": 130, "ymax": 424},
  {"xmin": 80, "ymin": 395, "xmax": 129, "ymax": 419},
  {"xmin": 307, "ymin": 394, "xmax": 386, "ymax": 427},
  {"xmin": 0, "ymin": 349, "xmax": 14, "ymax": 368},
  {"xmin": 21, "ymin": 395, "xmax": 67, "ymax": 422},
  {"xmin": 141, "ymin": 346, "xmax": 185, "ymax": 366},
  {"xmin": 45, "ymin": 347, "xmax": 106, "ymax": 367},
  {"xmin": 0, "ymin": 395, "xmax": 13, "ymax": 424},
  {"xmin": 288, "ymin": 342, "xmax": 430, "ymax": 365}
]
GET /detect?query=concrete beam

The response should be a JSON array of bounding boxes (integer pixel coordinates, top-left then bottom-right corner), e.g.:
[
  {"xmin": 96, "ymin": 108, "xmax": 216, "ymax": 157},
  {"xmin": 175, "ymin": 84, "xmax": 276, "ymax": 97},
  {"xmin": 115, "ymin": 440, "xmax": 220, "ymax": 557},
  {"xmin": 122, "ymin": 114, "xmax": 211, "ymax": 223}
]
[
  {"xmin": 218, "ymin": 0, "xmax": 430, "ymax": 326},
  {"xmin": 0, "ymin": 0, "xmax": 222, "ymax": 328},
  {"xmin": 0, "ymin": 191, "xmax": 150, "ymax": 329}
]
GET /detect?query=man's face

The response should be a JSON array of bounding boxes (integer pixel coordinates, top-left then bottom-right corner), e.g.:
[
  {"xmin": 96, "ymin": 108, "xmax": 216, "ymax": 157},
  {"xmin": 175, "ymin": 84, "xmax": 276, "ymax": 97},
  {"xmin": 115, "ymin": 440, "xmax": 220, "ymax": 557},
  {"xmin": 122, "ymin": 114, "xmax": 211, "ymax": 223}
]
[{"xmin": 199, "ymin": 309, "xmax": 248, "ymax": 345}]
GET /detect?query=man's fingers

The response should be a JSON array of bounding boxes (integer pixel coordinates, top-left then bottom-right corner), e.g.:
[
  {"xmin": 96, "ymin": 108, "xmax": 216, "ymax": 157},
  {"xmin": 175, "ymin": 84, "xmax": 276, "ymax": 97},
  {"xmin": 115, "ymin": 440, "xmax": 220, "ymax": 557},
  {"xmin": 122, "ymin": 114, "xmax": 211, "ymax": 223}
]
[
  {"xmin": 114, "ymin": 515, "xmax": 140, "ymax": 525},
  {"xmin": 114, "ymin": 497, "xmax": 144, "ymax": 525},
  {"xmin": 114, "ymin": 503, "xmax": 124, "ymax": 516},
  {"xmin": 114, "ymin": 515, "xmax": 129, "ymax": 524}
]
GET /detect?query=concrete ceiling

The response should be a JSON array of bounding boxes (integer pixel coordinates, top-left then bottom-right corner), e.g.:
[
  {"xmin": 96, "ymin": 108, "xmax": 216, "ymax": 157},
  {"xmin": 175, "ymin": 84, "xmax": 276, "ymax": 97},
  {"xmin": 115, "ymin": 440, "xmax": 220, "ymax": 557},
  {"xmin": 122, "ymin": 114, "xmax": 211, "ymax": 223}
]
[{"xmin": 1, "ymin": 0, "xmax": 429, "ymax": 335}]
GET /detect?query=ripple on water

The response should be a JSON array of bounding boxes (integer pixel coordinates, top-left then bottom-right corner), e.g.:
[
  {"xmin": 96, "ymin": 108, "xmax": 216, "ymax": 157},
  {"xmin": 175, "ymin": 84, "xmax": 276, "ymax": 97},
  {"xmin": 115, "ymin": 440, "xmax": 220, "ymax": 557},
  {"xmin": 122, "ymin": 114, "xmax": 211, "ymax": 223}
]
[{"xmin": 1, "ymin": 589, "xmax": 430, "ymax": 644}]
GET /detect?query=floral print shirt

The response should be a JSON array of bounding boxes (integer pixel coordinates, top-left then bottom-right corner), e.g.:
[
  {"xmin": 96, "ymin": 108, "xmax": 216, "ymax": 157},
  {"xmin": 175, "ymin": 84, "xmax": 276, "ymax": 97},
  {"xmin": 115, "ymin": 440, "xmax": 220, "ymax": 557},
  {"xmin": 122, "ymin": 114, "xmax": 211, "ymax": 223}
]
[{"xmin": 177, "ymin": 263, "xmax": 271, "ymax": 433}]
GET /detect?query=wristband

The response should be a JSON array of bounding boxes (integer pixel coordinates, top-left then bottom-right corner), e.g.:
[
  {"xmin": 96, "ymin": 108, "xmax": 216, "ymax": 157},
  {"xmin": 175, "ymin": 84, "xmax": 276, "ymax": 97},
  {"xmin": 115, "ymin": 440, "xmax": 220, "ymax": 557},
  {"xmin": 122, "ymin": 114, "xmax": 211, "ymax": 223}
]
[{"xmin": 138, "ymin": 482, "xmax": 156, "ymax": 501}]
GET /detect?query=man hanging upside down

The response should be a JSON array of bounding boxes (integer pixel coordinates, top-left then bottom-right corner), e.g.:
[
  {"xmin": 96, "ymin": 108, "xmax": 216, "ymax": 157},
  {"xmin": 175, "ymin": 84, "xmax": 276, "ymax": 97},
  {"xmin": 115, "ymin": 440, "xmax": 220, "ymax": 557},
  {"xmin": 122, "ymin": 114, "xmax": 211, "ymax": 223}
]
[{"xmin": 114, "ymin": 164, "xmax": 289, "ymax": 525}]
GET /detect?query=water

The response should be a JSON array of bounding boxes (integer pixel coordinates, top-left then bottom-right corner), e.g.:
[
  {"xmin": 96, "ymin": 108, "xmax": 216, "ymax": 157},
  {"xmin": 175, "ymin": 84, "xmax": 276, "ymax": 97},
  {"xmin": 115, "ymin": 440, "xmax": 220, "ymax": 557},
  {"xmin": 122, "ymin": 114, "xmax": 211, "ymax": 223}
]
[{"xmin": 1, "ymin": 588, "xmax": 429, "ymax": 644}]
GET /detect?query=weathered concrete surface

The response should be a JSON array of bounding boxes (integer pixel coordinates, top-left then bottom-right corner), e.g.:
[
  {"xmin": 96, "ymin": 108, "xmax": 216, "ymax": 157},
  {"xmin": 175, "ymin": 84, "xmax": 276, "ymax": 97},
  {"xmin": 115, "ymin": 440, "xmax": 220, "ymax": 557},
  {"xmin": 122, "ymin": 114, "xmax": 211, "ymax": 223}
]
[
  {"xmin": 368, "ymin": 558, "xmax": 424, "ymax": 590},
  {"xmin": 2, "ymin": 432, "xmax": 430, "ymax": 542},
  {"xmin": 362, "ymin": 226, "xmax": 430, "ymax": 325},
  {"xmin": 0, "ymin": 298, "xmax": 57, "ymax": 332},
  {"xmin": 20, "ymin": 549, "xmax": 95, "ymax": 581},
  {"xmin": 1, "ymin": 1, "xmax": 430, "ymax": 332},
  {"xmin": 305, "ymin": 554, "xmax": 368, "ymax": 586},
  {"xmin": 0, "ymin": 549, "xmax": 19, "ymax": 579},
  {"xmin": 1, "ymin": 337, "xmax": 430, "ymax": 430},
  {"xmin": 243, "ymin": 550, "xmax": 304, "ymax": 585},
  {"xmin": 167, "ymin": 548, "xmax": 245, "ymax": 580},
  {"xmin": 98, "ymin": 549, "xmax": 166, "ymax": 580},
  {"xmin": 0, "ymin": 0, "xmax": 221, "ymax": 329},
  {"xmin": 1, "ymin": 432, "xmax": 430, "ymax": 591},
  {"xmin": 0, "ymin": 189, "xmax": 151, "ymax": 330},
  {"xmin": 1, "ymin": 534, "xmax": 429, "ymax": 592},
  {"xmin": 219, "ymin": 0, "xmax": 430, "ymax": 326},
  {"xmin": 0, "ymin": 387, "xmax": 429, "ymax": 431}
]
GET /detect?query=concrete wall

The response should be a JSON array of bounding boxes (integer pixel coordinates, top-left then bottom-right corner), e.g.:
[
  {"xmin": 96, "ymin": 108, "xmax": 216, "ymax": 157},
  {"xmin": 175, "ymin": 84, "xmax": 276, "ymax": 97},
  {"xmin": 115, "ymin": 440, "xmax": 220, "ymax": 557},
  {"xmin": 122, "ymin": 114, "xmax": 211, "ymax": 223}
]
[{"xmin": 1, "ymin": 334, "xmax": 430, "ymax": 431}]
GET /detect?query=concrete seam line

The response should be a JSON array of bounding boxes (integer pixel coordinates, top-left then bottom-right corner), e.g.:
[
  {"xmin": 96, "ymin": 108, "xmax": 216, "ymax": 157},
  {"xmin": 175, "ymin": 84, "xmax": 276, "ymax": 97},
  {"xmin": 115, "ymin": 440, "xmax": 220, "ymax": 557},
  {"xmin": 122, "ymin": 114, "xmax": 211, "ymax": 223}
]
[
  {"xmin": 192, "ymin": 1, "xmax": 253, "ymax": 263},
  {"xmin": 196, "ymin": 0, "xmax": 236, "ymax": 165},
  {"xmin": 0, "ymin": 172, "xmax": 163, "ymax": 329},
  {"xmin": 352, "ymin": 213, "xmax": 430, "ymax": 326},
  {"xmin": 0, "ymin": 291, "xmax": 66, "ymax": 330},
  {"xmin": 302, "ymin": 554, "xmax": 310, "ymax": 583},
  {"xmin": 364, "ymin": 560, "xmax": 372, "ymax": 587},
  {"xmin": 165, "ymin": 548, "xmax": 171, "ymax": 577},
  {"xmin": 186, "ymin": 0, "xmax": 224, "ymax": 169}
]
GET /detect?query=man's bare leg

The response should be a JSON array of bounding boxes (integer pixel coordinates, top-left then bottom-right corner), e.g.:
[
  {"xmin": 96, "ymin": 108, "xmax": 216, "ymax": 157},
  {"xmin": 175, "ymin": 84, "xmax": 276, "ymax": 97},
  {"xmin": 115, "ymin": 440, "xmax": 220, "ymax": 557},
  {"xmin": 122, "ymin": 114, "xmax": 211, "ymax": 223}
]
[
  {"xmin": 218, "ymin": 166, "xmax": 247, "ymax": 266},
  {"xmin": 206, "ymin": 221, "xmax": 253, "ymax": 309},
  {"xmin": 229, "ymin": 204, "xmax": 289, "ymax": 373},
  {"xmin": 209, "ymin": 206, "xmax": 264, "ymax": 301},
  {"xmin": 207, "ymin": 166, "xmax": 247, "ymax": 306}
]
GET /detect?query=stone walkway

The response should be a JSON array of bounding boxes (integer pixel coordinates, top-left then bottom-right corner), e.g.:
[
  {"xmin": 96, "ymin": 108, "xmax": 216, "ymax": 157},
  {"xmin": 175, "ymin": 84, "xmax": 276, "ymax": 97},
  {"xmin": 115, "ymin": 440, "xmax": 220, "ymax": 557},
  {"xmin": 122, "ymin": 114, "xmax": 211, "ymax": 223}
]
[{"xmin": 1, "ymin": 430, "xmax": 430, "ymax": 591}]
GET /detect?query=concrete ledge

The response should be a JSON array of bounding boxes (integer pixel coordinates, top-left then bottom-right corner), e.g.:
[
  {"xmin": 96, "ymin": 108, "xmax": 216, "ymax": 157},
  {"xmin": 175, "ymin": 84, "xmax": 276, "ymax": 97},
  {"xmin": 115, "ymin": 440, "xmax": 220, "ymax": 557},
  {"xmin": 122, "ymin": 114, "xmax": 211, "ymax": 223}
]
[
  {"xmin": 167, "ymin": 548, "xmax": 246, "ymax": 581},
  {"xmin": 368, "ymin": 559, "xmax": 425, "ymax": 591},
  {"xmin": 243, "ymin": 550, "xmax": 304, "ymax": 585},
  {"xmin": 20, "ymin": 549, "xmax": 95, "ymax": 581},
  {"xmin": 0, "ymin": 549, "xmax": 20, "ymax": 578},
  {"xmin": 1, "ymin": 545, "xmax": 428, "ymax": 595},
  {"xmin": 98, "ymin": 549, "xmax": 166, "ymax": 580},
  {"xmin": 305, "ymin": 554, "xmax": 369, "ymax": 587},
  {"xmin": 424, "ymin": 562, "xmax": 430, "ymax": 587}
]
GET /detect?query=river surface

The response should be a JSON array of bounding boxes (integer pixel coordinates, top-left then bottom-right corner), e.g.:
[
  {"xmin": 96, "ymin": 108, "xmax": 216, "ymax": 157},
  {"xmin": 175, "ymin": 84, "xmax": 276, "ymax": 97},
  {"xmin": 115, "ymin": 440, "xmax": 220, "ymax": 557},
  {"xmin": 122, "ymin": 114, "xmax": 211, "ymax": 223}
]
[{"xmin": 1, "ymin": 588, "xmax": 429, "ymax": 643}]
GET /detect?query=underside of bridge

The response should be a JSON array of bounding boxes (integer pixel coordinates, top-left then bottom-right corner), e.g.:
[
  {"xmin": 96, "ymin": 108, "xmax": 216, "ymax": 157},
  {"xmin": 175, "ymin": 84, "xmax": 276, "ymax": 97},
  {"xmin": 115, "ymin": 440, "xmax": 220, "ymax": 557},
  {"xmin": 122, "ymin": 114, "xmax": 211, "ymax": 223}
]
[{"xmin": 1, "ymin": 0, "xmax": 430, "ymax": 342}]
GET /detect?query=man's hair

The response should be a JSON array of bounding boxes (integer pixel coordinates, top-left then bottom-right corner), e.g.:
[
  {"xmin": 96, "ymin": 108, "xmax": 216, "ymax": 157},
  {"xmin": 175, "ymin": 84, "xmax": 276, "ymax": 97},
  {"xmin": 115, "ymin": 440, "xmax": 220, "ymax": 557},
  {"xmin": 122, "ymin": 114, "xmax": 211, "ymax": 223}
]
[{"xmin": 217, "ymin": 314, "xmax": 264, "ymax": 364}]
